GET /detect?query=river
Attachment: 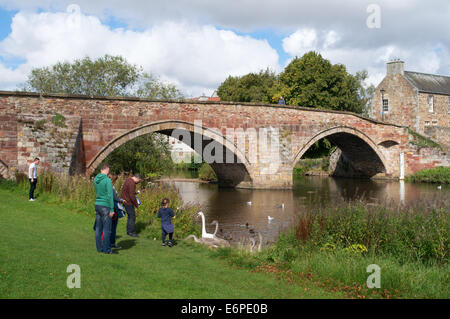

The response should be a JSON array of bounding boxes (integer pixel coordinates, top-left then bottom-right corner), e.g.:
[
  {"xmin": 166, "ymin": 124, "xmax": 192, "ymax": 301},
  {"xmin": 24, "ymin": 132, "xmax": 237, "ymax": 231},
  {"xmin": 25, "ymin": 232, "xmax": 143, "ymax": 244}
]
[{"xmin": 159, "ymin": 171, "xmax": 449, "ymax": 246}]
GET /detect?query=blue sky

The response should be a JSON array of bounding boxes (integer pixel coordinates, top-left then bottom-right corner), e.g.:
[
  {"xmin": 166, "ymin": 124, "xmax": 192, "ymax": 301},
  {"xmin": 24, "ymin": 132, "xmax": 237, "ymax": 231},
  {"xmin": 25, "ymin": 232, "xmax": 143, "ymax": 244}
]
[{"xmin": 0, "ymin": 1, "xmax": 448, "ymax": 96}]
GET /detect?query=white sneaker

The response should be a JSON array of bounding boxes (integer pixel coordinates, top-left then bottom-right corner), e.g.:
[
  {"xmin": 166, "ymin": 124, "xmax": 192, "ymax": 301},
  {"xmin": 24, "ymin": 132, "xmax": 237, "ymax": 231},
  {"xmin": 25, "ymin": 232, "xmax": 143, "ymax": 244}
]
[{"xmin": 29, "ymin": 198, "xmax": 35, "ymax": 201}]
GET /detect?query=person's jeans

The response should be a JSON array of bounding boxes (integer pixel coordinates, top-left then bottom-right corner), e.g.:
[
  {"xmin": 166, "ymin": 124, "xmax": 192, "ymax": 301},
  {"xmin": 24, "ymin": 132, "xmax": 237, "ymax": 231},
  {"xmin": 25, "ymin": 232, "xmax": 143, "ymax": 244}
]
[
  {"xmin": 29, "ymin": 178, "xmax": 37, "ymax": 199},
  {"xmin": 162, "ymin": 228, "xmax": 173, "ymax": 244},
  {"xmin": 110, "ymin": 216, "xmax": 118, "ymax": 247},
  {"xmin": 125, "ymin": 205, "xmax": 136, "ymax": 234},
  {"xmin": 95, "ymin": 205, "xmax": 113, "ymax": 253}
]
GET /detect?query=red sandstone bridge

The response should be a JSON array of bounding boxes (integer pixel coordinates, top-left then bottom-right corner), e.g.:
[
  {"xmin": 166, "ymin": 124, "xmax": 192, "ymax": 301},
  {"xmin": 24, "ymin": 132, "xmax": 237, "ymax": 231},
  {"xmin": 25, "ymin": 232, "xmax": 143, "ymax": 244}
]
[{"xmin": 0, "ymin": 91, "xmax": 447, "ymax": 188}]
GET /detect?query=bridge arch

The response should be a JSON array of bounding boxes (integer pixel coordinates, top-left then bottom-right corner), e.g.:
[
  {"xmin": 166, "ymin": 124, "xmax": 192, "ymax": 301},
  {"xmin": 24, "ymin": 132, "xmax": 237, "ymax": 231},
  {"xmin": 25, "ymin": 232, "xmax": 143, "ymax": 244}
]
[
  {"xmin": 86, "ymin": 120, "xmax": 253, "ymax": 188},
  {"xmin": 293, "ymin": 126, "xmax": 389, "ymax": 177}
]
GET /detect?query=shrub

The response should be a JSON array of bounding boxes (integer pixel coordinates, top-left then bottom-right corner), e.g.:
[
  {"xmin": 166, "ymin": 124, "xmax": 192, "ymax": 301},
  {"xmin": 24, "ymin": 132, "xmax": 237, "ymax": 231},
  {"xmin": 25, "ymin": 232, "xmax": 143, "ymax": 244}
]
[{"xmin": 198, "ymin": 163, "xmax": 217, "ymax": 182}]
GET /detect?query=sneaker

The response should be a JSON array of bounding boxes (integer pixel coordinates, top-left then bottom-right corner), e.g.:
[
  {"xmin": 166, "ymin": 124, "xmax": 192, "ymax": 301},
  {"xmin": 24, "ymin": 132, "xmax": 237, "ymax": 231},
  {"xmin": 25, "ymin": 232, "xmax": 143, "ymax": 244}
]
[
  {"xmin": 127, "ymin": 232, "xmax": 139, "ymax": 238},
  {"xmin": 29, "ymin": 198, "xmax": 35, "ymax": 201},
  {"xmin": 161, "ymin": 242, "xmax": 166, "ymax": 246},
  {"xmin": 111, "ymin": 245, "xmax": 122, "ymax": 250},
  {"xmin": 105, "ymin": 250, "xmax": 118, "ymax": 255},
  {"xmin": 168, "ymin": 241, "xmax": 173, "ymax": 247}
]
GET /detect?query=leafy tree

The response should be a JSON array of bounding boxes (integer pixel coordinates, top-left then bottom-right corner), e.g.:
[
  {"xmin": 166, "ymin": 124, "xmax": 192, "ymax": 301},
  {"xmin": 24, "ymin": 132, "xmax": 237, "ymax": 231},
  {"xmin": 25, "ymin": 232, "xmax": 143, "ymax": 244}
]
[
  {"xmin": 25, "ymin": 55, "xmax": 141, "ymax": 97},
  {"xmin": 276, "ymin": 52, "xmax": 363, "ymax": 113},
  {"xmin": 355, "ymin": 70, "xmax": 376, "ymax": 117},
  {"xmin": 99, "ymin": 134, "xmax": 173, "ymax": 179},
  {"xmin": 135, "ymin": 73, "xmax": 183, "ymax": 99},
  {"xmin": 24, "ymin": 54, "xmax": 184, "ymax": 100},
  {"xmin": 217, "ymin": 68, "xmax": 277, "ymax": 103}
]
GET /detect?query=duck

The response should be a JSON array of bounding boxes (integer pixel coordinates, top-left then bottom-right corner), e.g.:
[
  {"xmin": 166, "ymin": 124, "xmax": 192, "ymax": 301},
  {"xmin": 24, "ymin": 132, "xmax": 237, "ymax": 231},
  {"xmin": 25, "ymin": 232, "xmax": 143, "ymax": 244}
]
[
  {"xmin": 268, "ymin": 216, "xmax": 274, "ymax": 222},
  {"xmin": 247, "ymin": 201, "xmax": 252, "ymax": 205}
]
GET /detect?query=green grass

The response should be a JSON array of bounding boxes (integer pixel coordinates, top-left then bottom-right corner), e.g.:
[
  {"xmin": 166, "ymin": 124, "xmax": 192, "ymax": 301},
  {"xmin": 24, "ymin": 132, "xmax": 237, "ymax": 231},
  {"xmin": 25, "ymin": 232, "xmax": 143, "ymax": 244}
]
[
  {"xmin": 407, "ymin": 166, "xmax": 450, "ymax": 184},
  {"xmin": 0, "ymin": 187, "xmax": 345, "ymax": 299}
]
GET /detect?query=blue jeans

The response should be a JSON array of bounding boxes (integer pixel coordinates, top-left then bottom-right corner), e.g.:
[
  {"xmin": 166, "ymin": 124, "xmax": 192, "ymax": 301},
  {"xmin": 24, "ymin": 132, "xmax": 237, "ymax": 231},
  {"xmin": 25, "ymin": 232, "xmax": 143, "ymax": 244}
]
[{"xmin": 95, "ymin": 205, "xmax": 113, "ymax": 253}]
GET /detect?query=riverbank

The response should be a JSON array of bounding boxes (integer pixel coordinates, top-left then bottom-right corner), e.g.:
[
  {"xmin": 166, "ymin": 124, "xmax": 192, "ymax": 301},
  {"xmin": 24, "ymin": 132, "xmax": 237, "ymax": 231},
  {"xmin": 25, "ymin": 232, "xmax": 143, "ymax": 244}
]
[
  {"xmin": 407, "ymin": 166, "xmax": 450, "ymax": 184},
  {"xmin": 1, "ymin": 176, "xmax": 448, "ymax": 298},
  {"xmin": 0, "ymin": 186, "xmax": 344, "ymax": 298}
]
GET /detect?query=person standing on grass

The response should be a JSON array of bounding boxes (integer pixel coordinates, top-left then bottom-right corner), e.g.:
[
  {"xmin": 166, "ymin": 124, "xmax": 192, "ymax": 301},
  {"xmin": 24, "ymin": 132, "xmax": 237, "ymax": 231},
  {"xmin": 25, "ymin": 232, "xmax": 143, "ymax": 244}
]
[
  {"xmin": 93, "ymin": 164, "xmax": 117, "ymax": 254},
  {"xmin": 157, "ymin": 198, "xmax": 175, "ymax": 247},
  {"xmin": 28, "ymin": 157, "xmax": 40, "ymax": 201},
  {"xmin": 121, "ymin": 173, "xmax": 142, "ymax": 237}
]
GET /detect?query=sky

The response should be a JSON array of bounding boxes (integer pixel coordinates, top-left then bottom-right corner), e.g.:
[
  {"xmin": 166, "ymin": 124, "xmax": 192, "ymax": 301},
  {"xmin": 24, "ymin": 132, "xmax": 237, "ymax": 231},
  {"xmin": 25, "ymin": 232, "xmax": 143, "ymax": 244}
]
[{"xmin": 0, "ymin": 0, "xmax": 449, "ymax": 97}]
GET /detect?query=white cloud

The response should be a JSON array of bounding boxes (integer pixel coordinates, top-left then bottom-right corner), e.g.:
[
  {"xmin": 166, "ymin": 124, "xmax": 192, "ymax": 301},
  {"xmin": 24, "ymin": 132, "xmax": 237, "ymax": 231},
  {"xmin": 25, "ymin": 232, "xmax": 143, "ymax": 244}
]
[
  {"xmin": 282, "ymin": 29, "xmax": 317, "ymax": 57},
  {"xmin": 0, "ymin": 9, "xmax": 280, "ymax": 96}
]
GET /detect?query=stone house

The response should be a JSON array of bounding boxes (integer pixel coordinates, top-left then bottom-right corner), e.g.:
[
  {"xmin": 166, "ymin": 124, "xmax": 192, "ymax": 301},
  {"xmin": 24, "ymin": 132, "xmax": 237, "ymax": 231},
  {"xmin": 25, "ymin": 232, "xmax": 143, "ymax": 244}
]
[{"xmin": 371, "ymin": 60, "xmax": 450, "ymax": 147}]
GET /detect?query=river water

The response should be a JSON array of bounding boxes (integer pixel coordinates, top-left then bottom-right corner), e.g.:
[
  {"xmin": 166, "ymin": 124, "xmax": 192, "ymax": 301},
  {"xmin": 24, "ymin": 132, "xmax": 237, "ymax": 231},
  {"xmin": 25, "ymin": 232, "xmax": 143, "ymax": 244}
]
[{"xmin": 159, "ymin": 171, "xmax": 449, "ymax": 246}]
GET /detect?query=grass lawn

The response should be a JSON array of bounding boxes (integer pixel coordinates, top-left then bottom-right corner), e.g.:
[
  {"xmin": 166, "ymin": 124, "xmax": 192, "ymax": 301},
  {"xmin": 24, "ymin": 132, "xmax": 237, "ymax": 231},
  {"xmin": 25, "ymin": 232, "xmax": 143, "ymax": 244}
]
[{"xmin": 0, "ymin": 188, "xmax": 345, "ymax": 299}]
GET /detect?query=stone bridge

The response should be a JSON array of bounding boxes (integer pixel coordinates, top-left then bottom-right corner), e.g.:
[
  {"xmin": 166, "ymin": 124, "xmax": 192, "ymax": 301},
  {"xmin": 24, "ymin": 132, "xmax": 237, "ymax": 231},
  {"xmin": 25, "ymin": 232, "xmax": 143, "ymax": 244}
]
[{"xmin": 0, "ymin": 91, "xmax": 448, "ymax": 188}]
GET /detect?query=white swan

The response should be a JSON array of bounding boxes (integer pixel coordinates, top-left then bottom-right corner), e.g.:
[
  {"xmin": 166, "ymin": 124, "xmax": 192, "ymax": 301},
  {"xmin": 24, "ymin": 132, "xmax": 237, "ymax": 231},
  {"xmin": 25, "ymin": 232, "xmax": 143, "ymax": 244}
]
[
  {"xmin": 210, "ymin": 220, "xmax": 219, "ymax": 236},
  {"xmin": 197, "ymin": 212, "xmax": 215, "ymax": 239},
  {"xmin": 209, "ymin": 220, "xmax": 230, "ymax": 247},
  {"xmin": 248, "ymin": 233, "xmax": 263, "ymax": 253},
  {"xmin": 437, "ymin": 185, "xmax": 442, "ymax": 190}
]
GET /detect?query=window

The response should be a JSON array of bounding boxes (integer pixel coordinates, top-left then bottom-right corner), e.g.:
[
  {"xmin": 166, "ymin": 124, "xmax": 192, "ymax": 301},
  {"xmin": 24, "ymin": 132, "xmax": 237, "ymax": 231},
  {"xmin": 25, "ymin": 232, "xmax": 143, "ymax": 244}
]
[
  {"xmin": 428, "ymin": 95, "xmax": 434, "ymax": 113},
  {"xmin": 432, "ymin": 120, "xmax": 438, "ymax": 126},
  {"xmin": 382, "ymin": 99, "xmax": 389, "ymax": 112},
  {"xmin": 424, "ymin": 121, "xmax": 430, "ymax": 126}
]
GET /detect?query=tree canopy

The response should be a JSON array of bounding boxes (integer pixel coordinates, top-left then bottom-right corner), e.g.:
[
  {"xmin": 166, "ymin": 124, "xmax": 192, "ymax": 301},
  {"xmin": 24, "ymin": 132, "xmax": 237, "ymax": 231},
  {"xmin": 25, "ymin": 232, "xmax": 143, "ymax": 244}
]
[
  {"xmin": 24, "ymin": 54, "xmax": 183, "ymax": 99},
  {"xmin": 277, "ymin": 52, "xmax": 363, "ymax": 113},
  {"xmin": 217, "ymin": 51, "xmax": 372, "ymax": 115},
  {"xmin": 217, "ymin": 68, "xmax": 277, "ymax": 103}
]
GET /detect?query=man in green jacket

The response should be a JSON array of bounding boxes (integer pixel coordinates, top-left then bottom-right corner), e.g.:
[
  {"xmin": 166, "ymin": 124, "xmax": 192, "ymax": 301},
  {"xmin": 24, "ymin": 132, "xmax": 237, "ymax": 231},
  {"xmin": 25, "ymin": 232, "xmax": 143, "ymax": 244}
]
[{"xmin": 94, "ymin": 163, "xmax": 117, "ymax": 254}]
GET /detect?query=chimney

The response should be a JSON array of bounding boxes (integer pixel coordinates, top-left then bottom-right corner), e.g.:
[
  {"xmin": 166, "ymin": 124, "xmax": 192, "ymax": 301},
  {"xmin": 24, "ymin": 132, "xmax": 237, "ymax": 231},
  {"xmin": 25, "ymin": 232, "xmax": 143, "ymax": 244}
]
[{"xmin": 386, "ymin": 59, "xmax": 404, "ymax": 75}]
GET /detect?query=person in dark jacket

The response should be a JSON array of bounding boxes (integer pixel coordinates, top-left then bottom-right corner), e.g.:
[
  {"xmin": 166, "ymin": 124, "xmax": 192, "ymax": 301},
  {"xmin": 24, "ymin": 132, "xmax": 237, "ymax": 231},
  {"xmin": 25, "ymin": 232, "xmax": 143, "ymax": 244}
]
[
  {"xmin": 157, "ymin": 198, "xmax": 175, "ymax": 247},
  {"xmin": 121, "ymin": 174, "xmax": 142, "ymax": 237}
]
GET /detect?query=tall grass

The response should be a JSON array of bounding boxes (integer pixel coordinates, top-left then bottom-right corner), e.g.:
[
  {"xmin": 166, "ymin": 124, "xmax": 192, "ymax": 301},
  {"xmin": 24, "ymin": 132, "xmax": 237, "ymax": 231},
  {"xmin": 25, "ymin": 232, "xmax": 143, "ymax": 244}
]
[
  {"xmin": 11, "ymin": 171, "xmax": 201, "ymax": 239},
  {"xmin": 292, "ymin": 200, "xmax": 449, "ymax": 264}
]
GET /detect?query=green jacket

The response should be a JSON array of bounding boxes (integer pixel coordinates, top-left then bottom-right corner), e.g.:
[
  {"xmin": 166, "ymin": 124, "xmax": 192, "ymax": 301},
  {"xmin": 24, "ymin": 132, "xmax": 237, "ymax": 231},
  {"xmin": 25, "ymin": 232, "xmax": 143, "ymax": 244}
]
[{"xmin": 94, "ymin": 173, "xmax": 114, "ymax": 212}]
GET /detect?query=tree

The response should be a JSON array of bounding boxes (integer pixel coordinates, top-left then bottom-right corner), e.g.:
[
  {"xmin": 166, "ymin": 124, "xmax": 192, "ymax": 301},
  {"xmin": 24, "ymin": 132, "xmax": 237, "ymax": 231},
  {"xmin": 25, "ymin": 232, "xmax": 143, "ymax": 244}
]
[
  {"xmin": 101, "ymin": 134, "xmax": 173, "ymax": 179},
  {"xmin": 25, "ymin": 55, "xmax": 141, "ymax": 97},
  {"xmin": 277, "ymin": 51, "xmax": 363, "ymax": 113},
  {"xmin": 135, "ymin": 73, "xmax": 183, "ymax": 99},
  {"xmin": 355, "ymin": 70, "xmax": 376, "ymax": 117},
  {"xmin": 217, "ymin": 68, "xmax": 277, "ymax": 103},
  {"xmin": 24, "ymin": 54, "xmax": 184, "ymax": 99}
]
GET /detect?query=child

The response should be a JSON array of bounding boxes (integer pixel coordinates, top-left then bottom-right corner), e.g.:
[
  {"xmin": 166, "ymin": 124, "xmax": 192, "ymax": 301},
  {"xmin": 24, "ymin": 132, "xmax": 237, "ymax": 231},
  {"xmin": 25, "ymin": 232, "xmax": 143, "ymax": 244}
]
[{"xmin": 157, "ymin": 198, "xmax": 175, "ymax": 247}]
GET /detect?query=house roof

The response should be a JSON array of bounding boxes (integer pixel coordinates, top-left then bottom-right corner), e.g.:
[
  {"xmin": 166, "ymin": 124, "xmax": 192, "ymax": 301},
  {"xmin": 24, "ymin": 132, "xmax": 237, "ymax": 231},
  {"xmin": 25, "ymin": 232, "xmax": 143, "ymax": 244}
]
[{"xmin": 404, "ymin": 71, "xmax": 450, "ymax": 95}]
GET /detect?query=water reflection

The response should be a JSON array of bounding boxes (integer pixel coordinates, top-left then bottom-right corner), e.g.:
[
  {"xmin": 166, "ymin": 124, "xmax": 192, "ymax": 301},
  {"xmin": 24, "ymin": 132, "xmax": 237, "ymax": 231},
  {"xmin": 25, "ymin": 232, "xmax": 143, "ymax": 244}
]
[{"xmin": 159, "ymin": 174, "xmax": 449, "ymax": 245}]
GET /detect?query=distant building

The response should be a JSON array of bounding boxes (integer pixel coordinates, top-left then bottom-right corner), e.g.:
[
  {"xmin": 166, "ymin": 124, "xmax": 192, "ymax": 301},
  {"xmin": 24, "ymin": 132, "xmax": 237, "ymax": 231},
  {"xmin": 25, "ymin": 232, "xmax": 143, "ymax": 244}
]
[
  {"xmin": 167, "ymin": 136, "xmax": 196, "ymax": 163},
  {"xmin": 190, "ymin": 91, "xmax": 221, "ymax": 102},
  {"xmin": 371, "ymin": 60, "xmax": 450, "ymax": 147}
]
